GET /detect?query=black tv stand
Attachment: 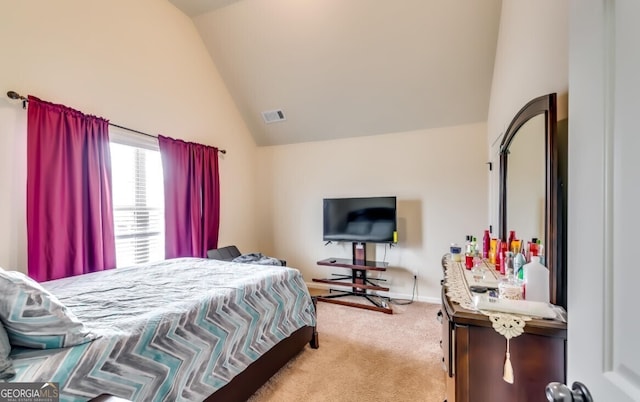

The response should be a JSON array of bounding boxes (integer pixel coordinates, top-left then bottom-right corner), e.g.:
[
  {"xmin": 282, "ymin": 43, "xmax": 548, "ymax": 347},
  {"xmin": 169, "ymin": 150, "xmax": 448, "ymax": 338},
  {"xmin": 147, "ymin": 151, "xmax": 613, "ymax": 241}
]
[{"xmin": 312, "ymin": 243, "xmax": 392, "ymax": 314}]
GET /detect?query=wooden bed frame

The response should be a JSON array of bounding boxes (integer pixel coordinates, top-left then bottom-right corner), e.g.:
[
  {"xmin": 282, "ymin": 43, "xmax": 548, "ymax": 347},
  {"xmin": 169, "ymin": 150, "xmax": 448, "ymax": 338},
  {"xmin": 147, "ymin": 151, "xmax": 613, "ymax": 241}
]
[{"xmin": 207, "ymin": 323, "xmax": 319, "ymax": 401}]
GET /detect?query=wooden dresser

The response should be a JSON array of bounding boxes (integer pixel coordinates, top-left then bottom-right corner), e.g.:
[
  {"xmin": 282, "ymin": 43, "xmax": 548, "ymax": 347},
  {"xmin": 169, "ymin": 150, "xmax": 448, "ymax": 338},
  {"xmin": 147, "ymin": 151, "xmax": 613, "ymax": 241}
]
[{"xmin": 440, "ymin": 275, "xmax": 566, "ymax": 401}]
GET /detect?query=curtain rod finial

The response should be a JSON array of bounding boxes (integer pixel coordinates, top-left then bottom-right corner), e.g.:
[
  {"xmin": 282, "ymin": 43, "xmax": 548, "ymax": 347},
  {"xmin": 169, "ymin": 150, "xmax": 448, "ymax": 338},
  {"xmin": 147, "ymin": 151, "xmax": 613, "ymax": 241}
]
[
  {"xmin": 7, "ymin": 91, "xmax": 27, "ymax": 109},
  {"xmin": 7, "ymin": 91, "xmax": 23, "ymax": 100}
]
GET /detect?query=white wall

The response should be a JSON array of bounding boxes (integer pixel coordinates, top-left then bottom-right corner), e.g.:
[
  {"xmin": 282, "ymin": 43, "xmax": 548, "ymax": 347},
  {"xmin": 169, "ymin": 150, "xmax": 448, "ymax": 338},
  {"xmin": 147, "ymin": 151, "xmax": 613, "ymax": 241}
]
[
  {"xmin": 487, "ymin": 0, "xmax": 569, "ymax": 231},
  {"xmin": 0, "ymin": 0, "xmax": 259, "ymax": 273},
  {"xmin": 256, "ymin": 123, "xmax": 488, "ymax": 302}
]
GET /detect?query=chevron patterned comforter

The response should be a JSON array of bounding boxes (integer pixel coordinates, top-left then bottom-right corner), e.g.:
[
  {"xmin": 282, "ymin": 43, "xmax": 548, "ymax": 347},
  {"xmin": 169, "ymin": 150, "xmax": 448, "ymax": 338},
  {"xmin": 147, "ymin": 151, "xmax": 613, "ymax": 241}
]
[{"xmin": 7, "ymin": 258, "xmax": 316, "ymax": 401}]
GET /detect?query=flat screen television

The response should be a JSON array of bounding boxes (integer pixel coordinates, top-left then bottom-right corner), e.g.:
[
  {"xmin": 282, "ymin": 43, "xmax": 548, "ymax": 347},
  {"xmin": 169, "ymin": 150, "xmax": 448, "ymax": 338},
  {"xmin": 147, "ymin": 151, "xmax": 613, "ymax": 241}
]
[{"xmin": 323, "ymin": 196, "xmax": 397, "ymax": 244}]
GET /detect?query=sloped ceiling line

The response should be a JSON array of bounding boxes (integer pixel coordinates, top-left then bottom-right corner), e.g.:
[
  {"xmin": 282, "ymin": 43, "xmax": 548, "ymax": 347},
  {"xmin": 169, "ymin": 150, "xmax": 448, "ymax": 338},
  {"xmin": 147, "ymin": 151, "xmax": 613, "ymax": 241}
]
[{"xmin": 169, "ymin": 0, "xmax": 502, "ymax": 146}]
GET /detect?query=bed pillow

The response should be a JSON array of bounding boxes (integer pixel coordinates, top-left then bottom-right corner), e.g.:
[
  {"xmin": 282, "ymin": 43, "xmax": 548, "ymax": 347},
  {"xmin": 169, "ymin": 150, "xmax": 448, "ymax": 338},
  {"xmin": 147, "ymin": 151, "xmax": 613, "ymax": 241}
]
[
  {"xmin": 0, "ymin": 268, "xmax": 97, "ymax": 349},
  {"xmin": 0, "ymin": 322, "xmax": 15, "ymax": 379}
]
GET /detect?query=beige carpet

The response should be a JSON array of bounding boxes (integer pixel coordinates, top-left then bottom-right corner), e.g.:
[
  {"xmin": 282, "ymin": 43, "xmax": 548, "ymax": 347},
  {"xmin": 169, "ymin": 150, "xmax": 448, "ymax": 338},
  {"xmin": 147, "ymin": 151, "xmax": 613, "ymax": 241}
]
[{"xmin": 248, "ymin": 299, "xmax": 446, "ymax": 402}]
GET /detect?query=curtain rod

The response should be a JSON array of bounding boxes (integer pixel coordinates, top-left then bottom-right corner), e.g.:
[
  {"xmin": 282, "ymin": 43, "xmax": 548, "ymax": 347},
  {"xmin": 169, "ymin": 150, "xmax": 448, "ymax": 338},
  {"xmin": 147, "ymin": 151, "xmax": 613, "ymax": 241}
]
[{"xmin": 6, "ymin": 91, "xmax": 227, "ymax": 155}]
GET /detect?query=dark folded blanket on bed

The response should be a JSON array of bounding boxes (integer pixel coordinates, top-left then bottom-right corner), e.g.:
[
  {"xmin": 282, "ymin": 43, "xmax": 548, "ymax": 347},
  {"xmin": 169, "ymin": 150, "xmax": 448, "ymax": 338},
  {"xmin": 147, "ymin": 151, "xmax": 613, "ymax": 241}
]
[{"xmin": 232, "ymin": 252, "xmax": 284, "ymax": 266}]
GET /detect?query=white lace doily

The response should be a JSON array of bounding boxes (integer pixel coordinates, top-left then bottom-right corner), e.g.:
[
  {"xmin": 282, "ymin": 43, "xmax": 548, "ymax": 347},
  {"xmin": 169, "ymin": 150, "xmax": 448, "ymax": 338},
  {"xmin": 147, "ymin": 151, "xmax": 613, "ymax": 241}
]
[{"xmin": 444, "ymin": 256, "xmax": 532, "ymax": 339}]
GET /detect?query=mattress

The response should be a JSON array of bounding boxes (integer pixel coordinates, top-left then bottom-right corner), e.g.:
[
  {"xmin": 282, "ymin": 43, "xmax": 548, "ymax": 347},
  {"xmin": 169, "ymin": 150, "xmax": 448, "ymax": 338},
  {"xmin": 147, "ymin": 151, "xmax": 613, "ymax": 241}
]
[{"xmin": 6, "ymin": 258, "xmax": 316, "ymax": 401}]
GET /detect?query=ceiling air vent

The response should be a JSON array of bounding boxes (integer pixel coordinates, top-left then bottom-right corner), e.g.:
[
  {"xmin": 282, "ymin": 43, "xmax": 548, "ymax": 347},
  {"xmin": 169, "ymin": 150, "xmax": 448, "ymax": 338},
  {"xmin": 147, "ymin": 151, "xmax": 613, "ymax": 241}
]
[{"xmin": 261, "ymin": 109, "xmax": 286, "ymax": 124}]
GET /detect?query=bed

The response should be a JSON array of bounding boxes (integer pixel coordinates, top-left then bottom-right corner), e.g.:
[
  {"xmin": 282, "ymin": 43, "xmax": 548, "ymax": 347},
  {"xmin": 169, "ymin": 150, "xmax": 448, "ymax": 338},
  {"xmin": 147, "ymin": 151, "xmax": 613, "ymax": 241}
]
[{"xmin": 0, "ymin": 258, "xmax": 318, "ymax": 401}]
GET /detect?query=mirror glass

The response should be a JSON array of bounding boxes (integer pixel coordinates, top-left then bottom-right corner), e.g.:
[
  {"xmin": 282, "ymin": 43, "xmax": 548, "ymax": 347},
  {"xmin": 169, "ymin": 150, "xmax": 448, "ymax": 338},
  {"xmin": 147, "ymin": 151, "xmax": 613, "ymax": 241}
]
[
  {"xmin": 505, "ymin": 114, "xmax": 546, "ymax": 245},
  {"xmin": 499, "ymin": 93, "xmax": 563, "ymax": 307}
]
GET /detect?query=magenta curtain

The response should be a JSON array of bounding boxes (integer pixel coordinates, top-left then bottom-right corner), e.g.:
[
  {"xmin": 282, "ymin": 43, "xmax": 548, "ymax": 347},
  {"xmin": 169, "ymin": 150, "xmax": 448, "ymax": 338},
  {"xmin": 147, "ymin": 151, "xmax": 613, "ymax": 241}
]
[
  {"xmin": 27, "ymin": 96, "xmax": 116, "ymax": 281},
  {"xmin": 158, "ymin": 135, "xmax": 220, "ymax": 258}
]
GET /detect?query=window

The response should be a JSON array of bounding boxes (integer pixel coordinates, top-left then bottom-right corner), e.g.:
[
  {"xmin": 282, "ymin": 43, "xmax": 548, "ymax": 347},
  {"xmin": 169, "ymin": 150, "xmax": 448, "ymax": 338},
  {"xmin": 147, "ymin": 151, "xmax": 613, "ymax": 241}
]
[{"xmin": 109, "ymin": 130, "xmax": 164, "ymax": 267}]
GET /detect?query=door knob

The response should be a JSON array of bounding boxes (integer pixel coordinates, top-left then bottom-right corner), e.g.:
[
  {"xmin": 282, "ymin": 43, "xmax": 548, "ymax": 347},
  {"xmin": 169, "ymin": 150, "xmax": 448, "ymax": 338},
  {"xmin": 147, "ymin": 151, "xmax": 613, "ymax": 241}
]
[{"xmin": 546, "ymin": 381, "xmax": 593, "ymax": 402}]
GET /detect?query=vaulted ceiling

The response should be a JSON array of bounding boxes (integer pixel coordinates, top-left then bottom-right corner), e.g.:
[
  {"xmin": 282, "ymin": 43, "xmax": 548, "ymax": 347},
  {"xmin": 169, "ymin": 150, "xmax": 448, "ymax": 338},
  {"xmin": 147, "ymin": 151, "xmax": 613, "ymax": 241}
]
[{"xmin": 168, "ymin": 0, "xmax": 502, "ymax": 146}]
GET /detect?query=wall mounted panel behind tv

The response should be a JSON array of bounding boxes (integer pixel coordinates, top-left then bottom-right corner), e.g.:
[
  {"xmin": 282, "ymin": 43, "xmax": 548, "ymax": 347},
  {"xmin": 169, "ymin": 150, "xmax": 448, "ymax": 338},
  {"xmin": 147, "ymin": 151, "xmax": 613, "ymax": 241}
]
[{"xmin": 322, "ymin": 196, "xmax": 397, "ymax": 244}]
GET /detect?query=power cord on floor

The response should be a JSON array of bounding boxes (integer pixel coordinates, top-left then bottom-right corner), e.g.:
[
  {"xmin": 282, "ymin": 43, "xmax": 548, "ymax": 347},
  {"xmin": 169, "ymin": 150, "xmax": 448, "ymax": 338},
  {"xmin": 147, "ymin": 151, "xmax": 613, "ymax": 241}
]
[{"xmin": 389, "ymin": 274, "xmax": 417, "ymax": 305}]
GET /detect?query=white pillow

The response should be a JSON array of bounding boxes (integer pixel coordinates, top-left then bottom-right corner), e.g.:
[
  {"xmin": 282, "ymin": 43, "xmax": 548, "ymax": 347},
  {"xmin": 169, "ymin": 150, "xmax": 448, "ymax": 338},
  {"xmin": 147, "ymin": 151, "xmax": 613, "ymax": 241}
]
[{"xmin": 0, "ymin": 268, "xmax": 97, "ymax": 349}]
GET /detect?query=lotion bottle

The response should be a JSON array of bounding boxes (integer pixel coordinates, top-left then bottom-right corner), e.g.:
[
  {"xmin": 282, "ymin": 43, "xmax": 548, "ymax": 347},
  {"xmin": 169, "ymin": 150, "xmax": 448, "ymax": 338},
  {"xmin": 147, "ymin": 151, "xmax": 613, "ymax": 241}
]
[
  {"xmin": 522, "ymin": 256, "xmax": 549, "ymax": 303},
  {"xmin": 482, "ymin": 230, "xmax": 490, "ymax": 258}
]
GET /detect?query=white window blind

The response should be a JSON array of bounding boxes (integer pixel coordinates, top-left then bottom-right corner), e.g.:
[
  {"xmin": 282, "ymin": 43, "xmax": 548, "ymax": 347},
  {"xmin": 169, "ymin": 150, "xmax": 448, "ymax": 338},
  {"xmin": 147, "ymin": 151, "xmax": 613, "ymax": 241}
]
[{"xmin": 109, "ymin": 130, "xmax": 165, "ymax": 267}]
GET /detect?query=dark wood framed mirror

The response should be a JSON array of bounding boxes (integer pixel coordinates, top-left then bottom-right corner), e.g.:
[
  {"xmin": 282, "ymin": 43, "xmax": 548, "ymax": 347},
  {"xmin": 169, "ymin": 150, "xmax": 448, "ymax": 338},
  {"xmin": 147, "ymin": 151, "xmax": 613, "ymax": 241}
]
[{"xmin": 499, "ymin": 93, "xmax": 564, "ymax": 306}]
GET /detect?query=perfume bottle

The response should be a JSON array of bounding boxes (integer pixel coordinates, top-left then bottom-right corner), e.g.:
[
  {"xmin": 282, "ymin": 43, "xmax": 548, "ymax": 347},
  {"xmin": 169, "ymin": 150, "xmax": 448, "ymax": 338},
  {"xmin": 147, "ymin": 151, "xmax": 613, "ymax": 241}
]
[
  {"xmin": 498, "ymin": 253, "xmax": 524, "ymax": 300},
  {"xmin": 471, "ymin": 257, "xmax": 485, "ymax": 283}
]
